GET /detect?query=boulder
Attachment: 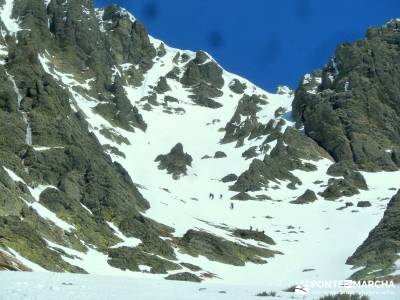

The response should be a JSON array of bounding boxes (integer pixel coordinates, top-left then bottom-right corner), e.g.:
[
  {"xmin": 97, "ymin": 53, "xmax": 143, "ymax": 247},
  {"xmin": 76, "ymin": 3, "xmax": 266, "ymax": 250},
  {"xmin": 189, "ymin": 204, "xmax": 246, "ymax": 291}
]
[
  {"xmin": 357, "ymin": 201, "xmax": 372, "ymax": 208},
  {"xmin": 290, "ymin": 189, "xmax": 317, "ymax": 204},
  {"xmin": 221, "ymin": 173, "xmax": 238, "ymax": 183},
  {"xmin": 214, "ymin": 151, "xmax": 227, "ymax": 158},
  {"xmin": 178, "ymin": 229, "xmax": 278, "ymax": 266},
  {"xmin": 155, "ymin": 143, "xmax": 192, "ymax": 179},
  {"xmin": 165, "ymin": 272, "xmax": 202, "ymax": 282}
]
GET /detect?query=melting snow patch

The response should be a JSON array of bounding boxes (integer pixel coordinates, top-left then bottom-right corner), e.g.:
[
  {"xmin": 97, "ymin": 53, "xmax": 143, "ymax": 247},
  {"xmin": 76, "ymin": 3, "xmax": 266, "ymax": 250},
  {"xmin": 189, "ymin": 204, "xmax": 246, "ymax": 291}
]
[
  {"xmin": 22, "ymin": 196, "xmax": 75, "ymax": 232},
  {"xmin": 80, "ymin": 203, "xmax": 93, "ymax": 215},
  {"xmin": 107, "ymin": 222, "xmax": 141, "ymax": 249}
]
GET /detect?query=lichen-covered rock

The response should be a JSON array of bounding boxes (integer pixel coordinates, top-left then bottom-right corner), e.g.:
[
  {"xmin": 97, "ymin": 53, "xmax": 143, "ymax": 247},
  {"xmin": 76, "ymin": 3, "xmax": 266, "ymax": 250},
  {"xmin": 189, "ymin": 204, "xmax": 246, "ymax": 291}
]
[
  {"xmin": 0, "ymin": 215, "xmax": 86, "ymax": 273},
  {"xmin": 0, "ymin": 0, "xmax": 177, "ymax": 273},
  {"xmin": 178, "ymin": 230, "xmax": 278, "ymax": 266},
  {"xmin": 180, "ymin": 52, "xmax": 224, "ymax": 108},
  {"xmin": 95, "ymin": 77, "xmax": 147, "ymax": 132},
  {"xmin": 155, "ymin": 143, "xmax": 192, "ymax": 179},
  {"xmin": 231, "ymin": 192, "xmax": 256, "ymax": 200},
  {"xmin": 347, "ymin": 190, "xmax": 400, "ymax": 280},
  {"xmin": 357, "ymin": 201, "xmax": 372, "ymax": 208},
  {"xmin": 293, "ymin": 21, "xmax": 400, "ymax": 172},
  {"xmin": 229, "ymin": 79, "xmax": 246, "ymax": 94},
  {"xmin": 193, "ymin": 51, "xmax": 209, "ymax": 64},
  {"xmin": 156, "ymin": 43, "xmax": 167, "ymax": 57},
  {"xmin": 233, "ymin": 229, "xmax": 275, "ymax": 245},
  {"xmin": 166, "ymin": 66, "xmax": 181, "ymax": 80},
  {"xmin": 319, "ymin": 171, "xmax": 368, "ymax": 200},
  {"xmin": 242, "ymin": 146, "xmax": 258, "ymax": 160},
  {"xmin": 154, "ymin": 76, "xmax": 171, "ymax": 94},
  {"xmin": 221, "ymin": 173, "xmax": 238, "ymax": 183},
  {"xmin": 290, "ymin": 189, "xmax": 317, "ymax": 204},
  {"xmin": 180, "ymin": 262, "xmax": 202, "ymax": 272},
  {"xmin": 181, "ymin": 59, "xmax": 224, "ymax": 89},
  {"xmin": 214, "ymin": 151, "xmax": 227, "ymax": 158},
  {"xmin": 108, "ymin": 247, "xmax": 181, "ymax": 274},
  {"xmin": 190, "ymin": 95, "xmax": 222, "ymax": 109},
  {"xmin": 231, "ymin": 128, "xmax": 327, "ymax": 193},
  {"xmin": 221, "ymin": 94, "xmax": 270, "ymax": 146},
  {"xmin": 319, "ymin": 178, "xmax": 360, "ymax": 200},
  {"xmin": 100, "ymin": 5, "xmax": 156, "ymax": 69},
  {"xmin": 165, "ymin": 272, "xmax": 202, "ymax": 282},
  {"xmin": 326, "ymin": 161, "xmax": 356, "ymax": 177}
]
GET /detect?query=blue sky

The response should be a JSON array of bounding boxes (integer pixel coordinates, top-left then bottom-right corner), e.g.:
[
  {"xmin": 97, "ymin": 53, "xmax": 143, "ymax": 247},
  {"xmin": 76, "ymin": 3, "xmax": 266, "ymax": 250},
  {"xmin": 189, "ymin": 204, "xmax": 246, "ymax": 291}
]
[{"xmin": 95, "ymin": 0, "xmax": 400, "ymax": 92}]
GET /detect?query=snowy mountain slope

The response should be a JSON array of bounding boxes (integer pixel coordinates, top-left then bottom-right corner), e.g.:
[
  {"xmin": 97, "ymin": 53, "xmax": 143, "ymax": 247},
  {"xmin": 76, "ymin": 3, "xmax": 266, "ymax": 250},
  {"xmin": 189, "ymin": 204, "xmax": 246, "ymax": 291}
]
[
  {"xmin": 25, "ymin": 5, "xmax": 400, "ymax": 284},
  {"xmin": 0, "ymin": 0, "xmax": 399, "ymax": 297}
]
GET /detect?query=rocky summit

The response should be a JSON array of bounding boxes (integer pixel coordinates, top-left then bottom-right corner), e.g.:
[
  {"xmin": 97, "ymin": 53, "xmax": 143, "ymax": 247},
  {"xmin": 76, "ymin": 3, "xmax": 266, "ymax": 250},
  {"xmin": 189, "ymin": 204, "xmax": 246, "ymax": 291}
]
[{"xmin": 0, "ymin": 0, "xmax": 399, "ymax": 291}]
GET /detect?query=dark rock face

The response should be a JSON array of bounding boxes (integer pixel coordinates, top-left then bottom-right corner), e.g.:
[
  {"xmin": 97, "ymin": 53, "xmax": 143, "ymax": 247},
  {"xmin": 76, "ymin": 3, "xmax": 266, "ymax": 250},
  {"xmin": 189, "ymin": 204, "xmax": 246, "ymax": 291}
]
[
  {"xmin": 232, "ymin": 128, "xmax": 327, "ymax": 193},
  {"xmin": 155, "ymin": 143, "xmax": 192, "ymax": 179},
  {"xmin": 222, "ymin": 94, "xmax": 269, "ymax": 146},
  {"xmin": 180, "ymin": 262, "xmax": 202, "ymax": 271},
  {"xmin": 229, "ymin": 79, "xmax": 246, "ymax": 94},
  {"xmin": 231, "ymin": 192, "xmax": 256, "ymax": 200},
  {"xmin": 293, "ymin": 20, "xmax": 400, "ymax": 172},
  {"xmin": 242, "ymin": 146, "xmax": 258, "ymax": 160},
  {"xmin": 232, "ymin": 229, "xmax": 275, "ymax": 245},
  {"xmin": 357, "ymin": 201, "xmax": 372, "ymax": 208},
  {"xmin": 214, "ymin": 151, "xmax": 227, "ymax": 158},
  {"xmin": 319, "ymin": 171, "xmax": 368, "ymax": 200},
  {"xmin": 95, "ymin": 77, "xmax": 147, "ymax": 132},
  {"xmin": 0, "ymin": 0, "xmax": 178, "ymax": 272},
  {"xmin": 221, "ymin": 173, "xmax": 238, "ymax": 183},
  {"xmin": 181, "ymin": 56, "xmax": 224, "ymax": 88},
  {"xmin": 326, "ymin": 161, "xmax": 356, "ymax": 177},
  {"xmin": 180, "ymin": 51, "xmax": 224, "ymax": 108},
  {"xmin": 191, "ymin": 95, "xmax": 222, "ymax": 109},
  {"xmin": 347, "ymin": 190, "xmax": 400, "ymax": 279},
  {"xmin": 165, "ymin": 272, "xmax": 202, "ymax": 282},
  {"xmin": 290, "ymin": 189, "xmax": 317, "ymax": 204},
  {"xmin": 101, "ymin": 5, "xmax": 156, "ymax": 69},
  {"xmin": 154, "ymin": 76, "xmax": 171, "ymax": 94},
  {"xmin": 108, "ymin": 247, "xmax": 181, "ymax": 274},
  {"xmin": 178, "ymin": 230, "xmax": 278, "ymax": 266}
]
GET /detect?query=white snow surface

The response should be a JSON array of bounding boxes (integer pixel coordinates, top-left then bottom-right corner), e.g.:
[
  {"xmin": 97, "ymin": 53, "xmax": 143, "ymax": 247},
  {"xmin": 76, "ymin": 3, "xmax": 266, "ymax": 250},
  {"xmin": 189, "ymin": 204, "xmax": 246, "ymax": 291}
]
[{"xmin": 0, "ymin": 272, "xmax": 398, "ymax": 300}]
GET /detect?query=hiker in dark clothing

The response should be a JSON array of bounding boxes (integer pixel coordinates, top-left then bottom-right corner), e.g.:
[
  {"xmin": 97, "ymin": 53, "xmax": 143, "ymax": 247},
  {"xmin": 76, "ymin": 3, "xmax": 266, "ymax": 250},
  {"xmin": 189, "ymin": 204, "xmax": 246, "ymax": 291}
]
[
  {"xmin": 209, "ymin": 193, "xmax": 214, "ymax": 200},
  {"xmin": 250, "ymin": 226, "xmax": 253, "ymax": 231},
  {"xmin": 219, "ymin": 194, "xmax": 223, "ymax": 200},
  {"xmin": 230, "ymin": 203, "xmax": 234, "ymax": 210}
]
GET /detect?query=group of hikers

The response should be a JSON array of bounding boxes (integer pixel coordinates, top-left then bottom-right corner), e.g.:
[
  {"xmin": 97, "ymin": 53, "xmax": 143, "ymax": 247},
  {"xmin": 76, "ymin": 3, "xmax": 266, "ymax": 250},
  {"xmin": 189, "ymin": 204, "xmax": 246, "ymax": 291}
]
[{"xmin": 209, "ymin": 193, "xmax": 234, "ymax": 210}]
